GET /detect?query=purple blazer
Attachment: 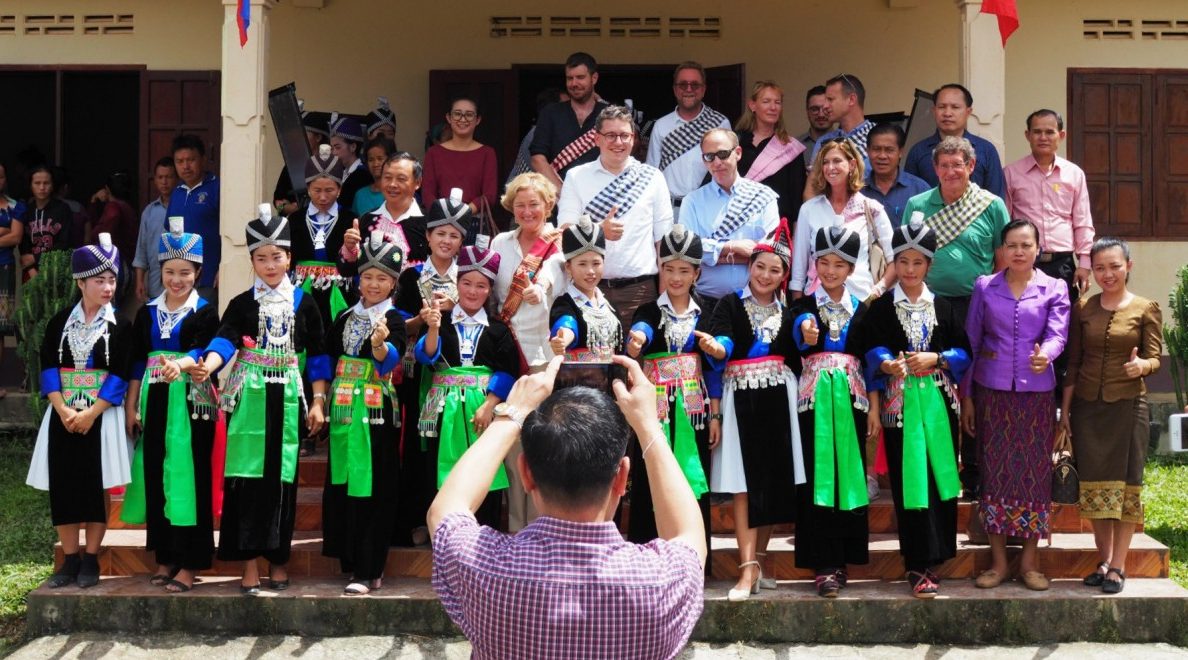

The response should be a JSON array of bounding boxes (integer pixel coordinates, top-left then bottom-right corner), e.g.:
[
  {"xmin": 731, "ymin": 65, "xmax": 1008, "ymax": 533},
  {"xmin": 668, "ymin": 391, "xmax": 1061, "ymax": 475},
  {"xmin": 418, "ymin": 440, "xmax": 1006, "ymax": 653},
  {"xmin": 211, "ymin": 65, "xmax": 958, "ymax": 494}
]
[{"xmin": 963, "ymin": 269, "xmax": 1070, "ymax": 394}]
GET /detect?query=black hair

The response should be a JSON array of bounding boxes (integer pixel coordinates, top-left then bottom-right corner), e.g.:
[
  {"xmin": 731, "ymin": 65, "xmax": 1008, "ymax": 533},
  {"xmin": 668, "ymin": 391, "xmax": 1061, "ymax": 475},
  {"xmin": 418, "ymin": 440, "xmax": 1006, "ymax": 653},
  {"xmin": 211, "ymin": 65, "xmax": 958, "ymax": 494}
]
[
  {"xmin": 805, "ymin": 84, "xmax": 827, "ymax": 105},
  {"xmin": 364, "ymin": 136, "xmax": 397, "ymax": 158},
  {"xmin": 106, "ymin": 171, "xmax": 132, "ymax": 200},
  {"xmin": 565, "ymin": 51, "xmax": 598, "ymax": 75},
  {"xmin": 1026, "ymin": 108, "xmax": 1065, "ymax": 131},
  {"xmin": 1001, "ymin": 218, "xmax": 1040, "ymax": 245},
  {"xmin": 826, "ymin": 73, "xmax": 865, "ymax": 107},
  {"xmin": 29, "ymin": 165, "xmax": 54, "ymax": 190},
  {"xmin": 1090, "ymin": 236, "xmax": 1131, "ymax": 263},
  {"xmin": 154, "ymin": 156, "xmax": 176, "ymax": 172},
  {"xmin": 520, "ymin": 387, "xmax": 629, "ymax": 509},
  {"xmin": 868, "ymin": 123, "xmax": 907, "ymax": 149},
  {"xmin": 934, "ymin": 83, "xmax": 974, "ymax": 107},
  {"xmin": 382, "ymin": 152, "xmax": 423, "ymax": 181},
  {"xmin": 448, "ymin": 96, "xmax": 481, "ymax": 116},
  {"xmin": 171, "ymin": 134, "xmax": 206, "ymax": 158}
]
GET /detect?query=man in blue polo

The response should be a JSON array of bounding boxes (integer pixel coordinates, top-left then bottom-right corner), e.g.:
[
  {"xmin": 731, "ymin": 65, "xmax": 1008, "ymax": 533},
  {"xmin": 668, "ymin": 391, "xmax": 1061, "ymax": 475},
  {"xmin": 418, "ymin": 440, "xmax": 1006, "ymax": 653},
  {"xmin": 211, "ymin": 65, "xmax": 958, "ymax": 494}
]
[
  {"xmin": 862, "ymin": 123, "xmax": 930, "ymax": 226},
  {"xmin": 167, "ymin": 134, "xmax": 220, "ymax": 304},
  {"xmin": 904, "ymin": 84, "xmax": 1004, "ymax": 198}
]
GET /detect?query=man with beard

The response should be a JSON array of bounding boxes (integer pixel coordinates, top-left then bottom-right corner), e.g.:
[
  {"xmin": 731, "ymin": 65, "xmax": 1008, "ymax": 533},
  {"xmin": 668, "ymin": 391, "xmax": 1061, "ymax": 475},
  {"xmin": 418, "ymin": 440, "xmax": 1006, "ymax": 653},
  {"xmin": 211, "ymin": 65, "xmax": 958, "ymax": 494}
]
[{"xmin": 530, "ymin": 52, "xmax": 609, "ymax": 193}]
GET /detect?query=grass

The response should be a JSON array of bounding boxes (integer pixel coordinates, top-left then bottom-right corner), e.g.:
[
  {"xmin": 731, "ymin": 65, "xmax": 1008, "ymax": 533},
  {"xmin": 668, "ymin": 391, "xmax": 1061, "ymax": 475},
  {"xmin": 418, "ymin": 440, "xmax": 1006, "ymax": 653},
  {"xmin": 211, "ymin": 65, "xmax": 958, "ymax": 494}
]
[
  {"xmin": 0, "ymin": 433, "xmax": 53, "ymax": 656},
  {"xmin": 1143, "ymin": 454, "xmax": 1188, "ymax": 588}
]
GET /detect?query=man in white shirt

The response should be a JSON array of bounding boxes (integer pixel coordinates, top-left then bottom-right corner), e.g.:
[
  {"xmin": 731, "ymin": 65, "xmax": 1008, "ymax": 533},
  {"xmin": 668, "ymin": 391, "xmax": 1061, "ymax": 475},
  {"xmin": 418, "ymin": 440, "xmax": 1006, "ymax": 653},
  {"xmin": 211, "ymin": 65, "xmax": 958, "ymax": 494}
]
[
  {"xmin": 679, "ymin": 128, "xmax": 779, "ymax": 303},
  {"xmin": 645, "ymin": 62, "xmax": 731, "ymax": 220},
  {"xmin": 558, "ymin": 105, "xmax": 673, "ymax": 328}
]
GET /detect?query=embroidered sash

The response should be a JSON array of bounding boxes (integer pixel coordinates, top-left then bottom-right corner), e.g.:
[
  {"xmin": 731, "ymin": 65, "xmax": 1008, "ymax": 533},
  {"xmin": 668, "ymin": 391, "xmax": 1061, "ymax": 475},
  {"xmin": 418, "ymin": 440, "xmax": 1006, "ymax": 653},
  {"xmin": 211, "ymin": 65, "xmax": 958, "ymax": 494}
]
[
  {"xmin": 329, "ymin": 356, "xmax": 394, "ymax": 498},
  {"xmin": 551, "ymin": 128, "xmax": 599, "ymax": 173},
  {"xmin": 797, "ymin": 352, "xmax": 869, "ymax": 413},
  {"xmin": 744, "ymin": 137, "xmax": 806, "ymax": 183},
  {"xmin": 642, "ymin": 351, "xmax": 709, "ymax": 498},
  {"xmin": 499, "ymin": 233, "xmax": 560, "ymax": 325},
  {"xmin": 711, "ymin": 177, "xmax": 779, "ymax": 241},
  {"xmin": 220, "ymin": 348, "xmax": 305, "ymax": 485},
  {"xmin": 658, "ymin": 106, "xmax": 728, "ymax": 171},
  {"xmin": 295, "ymin": 260, "xmax": 349, "ymax": 322},
  {"xmin": 418, "ymin": 366, "xmax": 509, "ymax": 492},
  {"xmin": 583, "ymin": 162, "xmax": 657, "ymax": 221},
  {"xmin": 925, "ymin": 182, "xmax": 996, "ymax": 249},
  {"xmin": 59, "ymin": 368, "xmax": 107, "ymax": 410}
]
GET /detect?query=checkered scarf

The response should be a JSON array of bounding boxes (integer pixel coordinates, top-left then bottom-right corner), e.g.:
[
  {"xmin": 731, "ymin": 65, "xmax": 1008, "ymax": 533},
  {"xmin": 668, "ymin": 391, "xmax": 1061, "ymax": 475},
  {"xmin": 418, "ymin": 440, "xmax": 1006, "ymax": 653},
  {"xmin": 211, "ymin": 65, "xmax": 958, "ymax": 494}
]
[
  {"xmin": 924, "ymin": 182, "xmax": 995, "ymax": 249},
  {"xmin": 583, "ymin": 160, "xmax": 657, "ymax": 221},
  {"xmin": 711, "ymin": 177, "xmax": 778, "ymax": 241},
  {"xmin": 658, "ymin": 106, "xmax": 727, "ymax": 171}
]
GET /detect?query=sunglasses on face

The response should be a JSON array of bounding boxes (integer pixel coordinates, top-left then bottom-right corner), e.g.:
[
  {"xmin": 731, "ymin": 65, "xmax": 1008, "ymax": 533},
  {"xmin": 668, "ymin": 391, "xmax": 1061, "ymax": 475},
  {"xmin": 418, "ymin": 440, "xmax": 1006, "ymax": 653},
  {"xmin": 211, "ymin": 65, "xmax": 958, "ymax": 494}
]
[
  {"xmin": 675, "ymin": 81, "xmax": 704, "ymax": 91},
  {"xmin": 701, "ymin": 150, "xmax": 734, "ymax": 163}
]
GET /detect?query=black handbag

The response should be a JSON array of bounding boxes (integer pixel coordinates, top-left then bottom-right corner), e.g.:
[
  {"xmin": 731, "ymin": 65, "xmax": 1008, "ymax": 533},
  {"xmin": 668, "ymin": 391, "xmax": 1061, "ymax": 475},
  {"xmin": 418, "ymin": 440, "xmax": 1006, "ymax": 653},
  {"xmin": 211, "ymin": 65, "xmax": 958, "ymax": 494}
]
[{"xmin": 1051, "ymin": 426, "xmax": 1080, "ymax": 505}]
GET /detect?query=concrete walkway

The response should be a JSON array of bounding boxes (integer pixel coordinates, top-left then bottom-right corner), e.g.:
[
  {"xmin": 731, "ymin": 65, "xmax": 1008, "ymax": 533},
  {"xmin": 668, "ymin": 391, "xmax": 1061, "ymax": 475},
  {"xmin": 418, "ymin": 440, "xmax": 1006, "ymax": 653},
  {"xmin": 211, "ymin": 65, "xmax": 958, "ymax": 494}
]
[{"xmin": 9, "ymin": 635, "xmax": 1188, "ymax": 659}]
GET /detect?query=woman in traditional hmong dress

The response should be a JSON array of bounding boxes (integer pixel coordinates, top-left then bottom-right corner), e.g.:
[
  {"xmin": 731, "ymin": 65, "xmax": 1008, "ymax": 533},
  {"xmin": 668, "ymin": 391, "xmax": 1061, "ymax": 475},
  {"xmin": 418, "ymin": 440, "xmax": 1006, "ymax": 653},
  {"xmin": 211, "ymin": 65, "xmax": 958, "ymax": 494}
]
[
  {"xmin": 548, "ymin": 215, "xmax": 623, "ymax": 361},
  {"xmin": 392, "ymin": 193, "xmax": 472, "ymax": 546},
  {"xmin": 415, "ymin": 245, "xmax": 521, "ymax": 528},
  {"xmin": 198, "ymin": 206, "xmax": 331, "ymax": 595},
  {"xmin": 121, "ymin": 219, "xmax": 218, "ymax": 592},
  {"xmin": 704, "ymin": 219, "xmax": 803, "ymax": 602},
  {"xmin": 322, "ymin": 231, "xmax": 407, "ymax": 595},
  {"xmin": 862, "ymin": 219, "xmax": 969, "ymax": 598},
  {"xmin": 790, "ymin": 226, "xmax": 872, "ymax": 598},
  {"xmin": 27, "ymin": 233, "xmax": 133, "ymax": 589},
  {"xmin": 624, "ymin": 226, "xmax": 717, "ymax": 551}
]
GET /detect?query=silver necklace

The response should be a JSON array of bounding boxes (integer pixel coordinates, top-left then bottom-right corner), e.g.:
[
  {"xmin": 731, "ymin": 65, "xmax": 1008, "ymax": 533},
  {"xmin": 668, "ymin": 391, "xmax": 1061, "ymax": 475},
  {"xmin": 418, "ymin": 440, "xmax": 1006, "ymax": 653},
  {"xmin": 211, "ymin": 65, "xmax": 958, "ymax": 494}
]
[
  {"xmin": 156, "ymin": 304, "xmax": 188, "ymax": 339},
  {"xmin": 743, "ymin": 297, "xmax": 782, "ymax": 343},
  {"xmin": 257, "ymin": 291, "xmax": 296, "ymax": 354},
  {"xmin": 61, "ymin": 313, "xmax": 109, "ymax": 369},
  {"xmin": 894, "ymin": 300, "xmax": 936, "ymax": 352},
  {"xmin": 660, "ymin": 305, "xmax": 697, "ymax": 353}
]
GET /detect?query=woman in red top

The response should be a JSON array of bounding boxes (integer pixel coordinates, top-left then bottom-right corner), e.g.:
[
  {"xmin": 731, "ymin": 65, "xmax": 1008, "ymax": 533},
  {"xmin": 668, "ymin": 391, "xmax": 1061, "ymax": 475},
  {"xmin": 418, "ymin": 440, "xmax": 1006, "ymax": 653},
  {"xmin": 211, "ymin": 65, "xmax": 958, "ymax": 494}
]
[{"xmin": 421, "ymin": 98, "xmax": 498, "ymax": 216}]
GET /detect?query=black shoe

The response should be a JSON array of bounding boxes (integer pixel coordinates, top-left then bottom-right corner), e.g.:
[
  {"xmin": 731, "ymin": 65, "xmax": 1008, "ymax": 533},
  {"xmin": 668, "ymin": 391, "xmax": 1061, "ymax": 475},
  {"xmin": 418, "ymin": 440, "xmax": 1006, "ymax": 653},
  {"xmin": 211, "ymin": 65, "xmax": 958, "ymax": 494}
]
[
  {"xmin": 815, "ymin": 573, "xmax": 840, "ymax": 598},
  {"xmin": 47, "ymin": 554, "xmax": 81, "ymax": 589},
  {"xmin": 1083, "ymin": 561, "xmax": 1109, "ymax": 587},
  {"xmin": 77, "ymin": 552, "xmax": 100, "ymax": 589},
  {"xmin": 1102, "ymin": 567, "xmax": 1126, "ymax": 594},
  {"xmin": 240, "ymin": 583, "xmax": 261, "ymax": 596},
  {"xmin": 268, "ymin": 565, "xmax": 290, "ymax": 591}
]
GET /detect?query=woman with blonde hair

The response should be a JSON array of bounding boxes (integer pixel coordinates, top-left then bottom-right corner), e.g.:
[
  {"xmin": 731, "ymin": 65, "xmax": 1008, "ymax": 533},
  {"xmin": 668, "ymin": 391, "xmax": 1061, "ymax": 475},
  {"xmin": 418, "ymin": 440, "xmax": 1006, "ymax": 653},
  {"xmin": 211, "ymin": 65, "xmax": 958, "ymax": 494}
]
[
  {"xmin": 735, "ymin": 81, "xmax": 807, "ymax": 223},
  {"xmin": 791, "ymin": 139, "xmax": 895, "ymax": 302}
]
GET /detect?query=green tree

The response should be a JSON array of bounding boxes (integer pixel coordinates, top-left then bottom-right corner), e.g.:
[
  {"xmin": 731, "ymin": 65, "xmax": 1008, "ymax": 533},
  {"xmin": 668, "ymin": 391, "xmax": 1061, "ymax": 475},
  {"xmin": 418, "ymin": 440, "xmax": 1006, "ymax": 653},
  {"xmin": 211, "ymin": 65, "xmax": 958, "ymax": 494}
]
[
  {"xmin": 12, "ymin": 250, "xmax": 78, "ymax": 418},
  {"xmin": 1166, "ymin": 263, "xmax": 1188, "ymax": 410}
]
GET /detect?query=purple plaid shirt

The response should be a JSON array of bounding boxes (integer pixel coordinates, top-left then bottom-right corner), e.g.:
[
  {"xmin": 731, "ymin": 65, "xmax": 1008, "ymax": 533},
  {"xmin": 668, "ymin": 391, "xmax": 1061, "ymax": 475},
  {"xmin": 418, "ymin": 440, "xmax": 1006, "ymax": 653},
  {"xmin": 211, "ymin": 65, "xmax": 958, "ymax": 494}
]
[{"xmin": 433, "ymin": 511, "xmax": 704, "ymax": 659}]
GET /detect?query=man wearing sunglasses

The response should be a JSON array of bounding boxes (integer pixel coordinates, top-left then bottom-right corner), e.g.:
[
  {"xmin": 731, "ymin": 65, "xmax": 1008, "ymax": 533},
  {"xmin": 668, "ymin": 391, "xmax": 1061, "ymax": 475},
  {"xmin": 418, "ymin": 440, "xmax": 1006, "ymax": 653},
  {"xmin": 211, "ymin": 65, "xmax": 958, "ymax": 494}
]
[
  {"xmin": 557, "ymin": 105, "xmax": 673, "ymax": 328},
  {"xmin": 645, "ymin": 61, "xmax": 731, "ymax": 221},
  {"xmin": 679, "ymin": 128, "xmax": 780, "ymax": 304}
]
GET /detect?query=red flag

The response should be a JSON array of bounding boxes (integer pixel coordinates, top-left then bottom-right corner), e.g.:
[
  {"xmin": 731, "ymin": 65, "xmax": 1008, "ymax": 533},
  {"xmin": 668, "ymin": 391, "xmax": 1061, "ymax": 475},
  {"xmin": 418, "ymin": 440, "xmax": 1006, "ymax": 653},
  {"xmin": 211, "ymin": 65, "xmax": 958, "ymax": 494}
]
[{"xmin": 980, "ymin": 0, "xmax": 1019, "ymax": 46}]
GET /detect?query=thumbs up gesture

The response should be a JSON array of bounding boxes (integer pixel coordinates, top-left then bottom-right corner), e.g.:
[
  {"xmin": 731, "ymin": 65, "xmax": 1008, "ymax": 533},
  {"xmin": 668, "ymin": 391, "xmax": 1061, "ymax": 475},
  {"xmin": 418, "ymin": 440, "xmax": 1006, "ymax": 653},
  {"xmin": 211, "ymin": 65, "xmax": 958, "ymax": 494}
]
[
  {"xmin": 343, "ymin": 217, "xmax": 361, "ymax": 249},
  {"xmin": 1123, "ymin": 346, "xmax": 1146, "ymax": 379},
  {"xmin": 424, "ymin": 297, "xmax": 442, "ymax": 329},
  {"xmin": 801, "ymin": 316, "xmax": 820, "ymax": 346},
  {"xmin": 161, "ymin": 358, "xmax": 182, "ymax": 382},
  {"xmin": 370, "ymin": 317, "xmax": 389, "ymax": 347},
  {"xmin": 1028, "ymin": 342, "xmax": 1050, "ymax": 374},
  {"xmin": 601, "ymin": 206, "xmax": 624, "ymax": 241}
]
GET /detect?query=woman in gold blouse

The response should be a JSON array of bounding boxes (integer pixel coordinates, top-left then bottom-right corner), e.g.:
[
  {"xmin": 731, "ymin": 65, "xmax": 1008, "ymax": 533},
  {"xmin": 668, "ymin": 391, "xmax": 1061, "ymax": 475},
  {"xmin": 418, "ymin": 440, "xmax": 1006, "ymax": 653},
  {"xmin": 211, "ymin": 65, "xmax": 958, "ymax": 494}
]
[{"xmin": 1060, "ymin": 237, "xmax": 1163, "ymax": 595}]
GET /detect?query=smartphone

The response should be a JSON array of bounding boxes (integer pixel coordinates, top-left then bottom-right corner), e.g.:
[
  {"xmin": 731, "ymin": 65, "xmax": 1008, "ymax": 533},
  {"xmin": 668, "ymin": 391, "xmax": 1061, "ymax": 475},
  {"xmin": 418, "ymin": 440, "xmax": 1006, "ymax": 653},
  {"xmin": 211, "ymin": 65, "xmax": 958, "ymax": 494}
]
[
  {"xmin": 1170, "ymin": 413, "xmax": 1188, "ymax": 452},
  {"xmin": 555, "ymin": 362, "xmax": 627, "ymax": 394}
]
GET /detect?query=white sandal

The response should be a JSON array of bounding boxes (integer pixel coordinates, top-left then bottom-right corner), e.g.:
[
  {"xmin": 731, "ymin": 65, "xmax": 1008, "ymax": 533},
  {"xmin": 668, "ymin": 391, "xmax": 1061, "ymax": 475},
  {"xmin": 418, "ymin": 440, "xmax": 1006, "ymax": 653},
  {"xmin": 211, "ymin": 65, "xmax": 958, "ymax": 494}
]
[
  {"xmin": 728, "ymin": 561, "xmax": 761, "ymax": 601},
  {"xmin": 344, "ymin": 582, "xmax": 370, "ymax": 595}
]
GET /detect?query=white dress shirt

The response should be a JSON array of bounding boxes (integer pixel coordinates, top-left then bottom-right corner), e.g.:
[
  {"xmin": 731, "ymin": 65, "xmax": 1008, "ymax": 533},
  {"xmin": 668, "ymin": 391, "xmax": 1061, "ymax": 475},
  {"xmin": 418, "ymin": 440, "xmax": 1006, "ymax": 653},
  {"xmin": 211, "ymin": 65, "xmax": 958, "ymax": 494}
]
[
  {"xmin": 645, "ymin": 105, "xmax": 732, "ymax": 200},
  {"xmin": 790, "ymin": 193, "xmax": 894, "ymax": 300},
  {"xmin": 489, "ymin": 230, "xmax": 566, "ymax": 367}
]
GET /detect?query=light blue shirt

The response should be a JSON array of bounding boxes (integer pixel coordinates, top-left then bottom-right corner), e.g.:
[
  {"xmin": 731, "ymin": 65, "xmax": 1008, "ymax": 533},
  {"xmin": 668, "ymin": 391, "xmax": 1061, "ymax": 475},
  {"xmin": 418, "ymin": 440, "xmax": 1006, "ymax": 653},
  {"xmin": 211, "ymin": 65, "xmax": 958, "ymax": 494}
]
[
  {"xmin": 679, "ymin": 177, "xmax": 779, "ymax": 299},
  {"xmin": 132, "ymin": 197, "xmax": 168, "ymax": 299}
]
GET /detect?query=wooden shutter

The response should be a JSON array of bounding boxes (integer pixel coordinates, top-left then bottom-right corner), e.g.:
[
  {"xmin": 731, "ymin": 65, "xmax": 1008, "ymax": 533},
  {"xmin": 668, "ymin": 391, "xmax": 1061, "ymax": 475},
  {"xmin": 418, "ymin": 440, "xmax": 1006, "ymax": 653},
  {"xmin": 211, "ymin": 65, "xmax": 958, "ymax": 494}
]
[
  {"xmin": 139, "ymin": 70, "xmax": 221, "ymax": 209},
  {"xmin": 1154, "ymin": 73, "xmax": 1188, "ymax": 238}
]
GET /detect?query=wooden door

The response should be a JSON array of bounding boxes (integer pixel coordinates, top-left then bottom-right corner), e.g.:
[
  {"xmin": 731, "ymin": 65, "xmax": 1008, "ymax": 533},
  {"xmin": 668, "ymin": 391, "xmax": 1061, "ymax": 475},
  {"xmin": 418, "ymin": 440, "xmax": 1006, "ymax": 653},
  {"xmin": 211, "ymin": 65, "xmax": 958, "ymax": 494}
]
[
  {"xmin": 704, "ymin": 63, "xmax": 746, "ymax": 127},
  {"xmin": 1154, "ymin": 73, "xmax": 1188, "ymax": 238},
  {"xmin": 1068, "ymin": 70, "xmax": 1153, "ymax": 238},
  {"xmin": 139, "ymin": 70, "xmax": 221, "ymax": 209},
  {"xmin": 428, "ymin": 69, "xmax": 518, "ymax": 177}
]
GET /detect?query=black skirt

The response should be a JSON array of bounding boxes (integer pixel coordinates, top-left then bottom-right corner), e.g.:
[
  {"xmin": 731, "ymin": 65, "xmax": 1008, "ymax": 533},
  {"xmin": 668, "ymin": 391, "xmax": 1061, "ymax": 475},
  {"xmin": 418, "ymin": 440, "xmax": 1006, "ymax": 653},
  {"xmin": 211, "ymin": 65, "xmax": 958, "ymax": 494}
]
[
  {"xmin": 793, "ymin": 407, "xmax": 869, "ymax": 569},
  {"xmin": 883, "ymin": 424, "xmax": 959, "ymax": 570},
  {"xmin": 47, "ymin": 413, "xmax": 107, "ymax": 526},
  {"xmin": 626, "ymin": 418, "xmax": 712, "ymax": 561},
  {"xmin": 735, "ymin": 386, "xmax": 797, "ymax": 528}
]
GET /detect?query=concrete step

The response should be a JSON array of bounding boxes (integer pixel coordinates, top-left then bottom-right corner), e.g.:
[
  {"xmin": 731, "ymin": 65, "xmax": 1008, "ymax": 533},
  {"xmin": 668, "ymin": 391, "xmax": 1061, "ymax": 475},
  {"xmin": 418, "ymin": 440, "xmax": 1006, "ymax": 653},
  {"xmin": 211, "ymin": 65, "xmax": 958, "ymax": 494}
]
[
  {"xmin": 25, "ymin": 576, "xmax": 1188, "ymax": 645},
  {"xmin": 58, "ymin": 529, "xmax": 1169, "ymax": 580}
]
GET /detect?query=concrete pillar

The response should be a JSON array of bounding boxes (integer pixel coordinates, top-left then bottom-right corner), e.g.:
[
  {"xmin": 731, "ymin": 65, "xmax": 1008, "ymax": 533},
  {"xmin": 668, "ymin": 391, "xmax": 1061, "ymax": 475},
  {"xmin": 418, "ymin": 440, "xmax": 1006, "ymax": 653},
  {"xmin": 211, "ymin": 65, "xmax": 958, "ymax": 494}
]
[
  {"xmin": 955, "ymin": 0, "xmax": 1006, "ymax": 161},
  {"xmin": 219, "ymin": 0, "xmax": 276, "ymax": 310}
]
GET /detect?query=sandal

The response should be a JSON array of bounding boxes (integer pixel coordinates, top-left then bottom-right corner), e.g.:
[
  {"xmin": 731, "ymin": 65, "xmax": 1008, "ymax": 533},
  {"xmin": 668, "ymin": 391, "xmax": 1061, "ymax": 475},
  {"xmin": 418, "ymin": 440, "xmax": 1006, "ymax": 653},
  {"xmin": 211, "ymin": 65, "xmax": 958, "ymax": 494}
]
[
  {"xmin": 906, "ymin": 570, "xmax": 938, "ymax": 599},
  {"xmin": 727, "ymin": 561, "xmax": 761, "ymax": 601},
  {"xmin": 1102, "ymin": 567, "xmax": 1126, "ymax": 594},
  {"xmin": 344, "ymin": 582, "xmax": 370, "ymax": 595},
  {"xmin": 149, "ymin": 566, "xmax": 180, "ymax": 586},
  {"xmin": 815, "ymin": 573, "xmax": 840, "ymax": 598},
  {"xmin": 164, "ymin": 578, "xmax": 192, "ymax": 593},
  {"xmin": 834, "ymin": 568, "xmax": 849, "ymax": 589},
  {"xmin": 1083, "ymin": 561, "xmax": 1109, "ymax": 587}
]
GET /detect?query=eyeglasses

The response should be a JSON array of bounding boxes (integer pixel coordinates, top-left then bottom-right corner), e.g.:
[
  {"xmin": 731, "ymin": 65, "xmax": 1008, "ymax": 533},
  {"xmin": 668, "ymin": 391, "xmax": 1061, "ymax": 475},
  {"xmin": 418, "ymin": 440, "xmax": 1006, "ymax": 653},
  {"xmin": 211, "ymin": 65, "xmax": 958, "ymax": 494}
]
[
  {"xmin": 449, "ymin": 111, "xmax": 478, "ymax": 122},
  {"xmin": 701, "ymin": 150, "xmax": 734, "ymax": 163},
  {"xmin": 674, "ymin": 81, "xmax": 705, "ymax": 91},
  {"xmin": 599, "ymin": 132, "xmax": 634, "ymax": 143}
]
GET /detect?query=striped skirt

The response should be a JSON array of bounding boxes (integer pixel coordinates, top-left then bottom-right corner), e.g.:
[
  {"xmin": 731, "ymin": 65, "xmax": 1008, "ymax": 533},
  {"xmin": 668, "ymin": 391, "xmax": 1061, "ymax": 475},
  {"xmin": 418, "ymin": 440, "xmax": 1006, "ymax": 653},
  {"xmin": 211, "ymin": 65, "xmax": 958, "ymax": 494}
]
[{"xmin": 975, "ymin": 385, "xmax": 1053, "ymax": 539}]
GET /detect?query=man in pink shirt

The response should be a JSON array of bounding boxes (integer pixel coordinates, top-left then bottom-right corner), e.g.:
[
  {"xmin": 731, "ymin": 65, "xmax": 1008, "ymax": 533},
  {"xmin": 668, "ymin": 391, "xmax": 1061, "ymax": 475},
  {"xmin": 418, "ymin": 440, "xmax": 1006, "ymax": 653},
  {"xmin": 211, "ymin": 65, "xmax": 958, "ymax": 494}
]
[{"xmin": 1003, "ymin": 109, "xmax": 1095, "ymax": 302}]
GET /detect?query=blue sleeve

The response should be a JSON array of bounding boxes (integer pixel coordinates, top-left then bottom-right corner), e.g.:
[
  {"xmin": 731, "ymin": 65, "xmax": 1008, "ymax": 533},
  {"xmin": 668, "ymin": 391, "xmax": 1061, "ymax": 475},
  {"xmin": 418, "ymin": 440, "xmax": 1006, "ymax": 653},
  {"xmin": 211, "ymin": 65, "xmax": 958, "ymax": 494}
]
[
  {"xmin": 397, "ymin": 308, "xmax": 415, "ymax": 321},
  {"xmin": 97, "ymin": 373, "xmax": 128, "ymax": 406},
  {"xmin": 40, "ymin": 368, "xmax": 61, "ymax": 397},
  {"xmin": 979, "ymin": 143, "xmax": 1006, "ymax": 199},
  {"xmin": 941, "ymin": 348, "xmax": 970, "ymax": 385},
  {"xmin": 131, "ymin": 360, "xmax": 147, "ymax": 383},
  {"xmin": 705, "ymin": 336, "xmax": 733, "ymax": 372},
  {"xmin": 704, "ymin": 369, "xmax": 723, "ymax": 399},
  {"xmin": 205, "ymin": 337, "xmax": 236, "ymax": 364},
  {"xmin": 486, "ymin": 371, "xmax": 516, "ymax": 401},
  {"xmin": 630, "ymin": 321, "xmax": 654, "ymax": 345},
  {"xmin": 375, "ymin": 341, "xmax": 401, "ymax": 376},
  {"xmin": 550, "ymin": 315, "xmax": 580, "ymax": 349},
  {"xmin": 864, "ymin": 346, "xmax": 895, "ymax": 392},
  {"xmin": 306, "ymin": 354, "xmax": 332, "ymax": 383},
  {"xmin": 414, "ymin": 335, "xmax": 441, "ymax": 365},
  {"xmin": 745, "ymin": 339, "xmax": 772, "ymax": 359},
  {"xmin": 792, "ymin": 312, "xmax": 815, "ymax": 351}
]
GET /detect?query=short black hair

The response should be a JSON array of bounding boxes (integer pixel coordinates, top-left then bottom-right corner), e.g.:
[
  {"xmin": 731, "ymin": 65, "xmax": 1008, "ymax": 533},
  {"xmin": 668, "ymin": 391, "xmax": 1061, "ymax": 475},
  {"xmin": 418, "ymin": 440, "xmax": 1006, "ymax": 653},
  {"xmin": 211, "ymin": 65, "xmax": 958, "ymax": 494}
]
[
  {"xmin": 805, "ymin": 85, "xmax": 827, "ymax": 106},
  {"xmin": 382, "ymin": 152, "xmax": 423, "ymax": 182},
  {"xmin": 154, "ymin": 156, "xmax": 176, "ymax": 172},
  {"xmin": 1001, "ymin": 218, "xmax": 1040, "ymax": 244},
  {"xmin": 106, "ymin": 171, "xmax": 132, "ymax": 200},
  {"xmin": 934, "ymin": 83, "xmax": 973, "ymax": 107},
  {"xmin": 521, "ymin": 387, "xmax": 630, "ymax": 509},
  {"xmin": 868, "ymin": 123, "xmax": 907, "ymax": 149},
  {"xmin": 28, "ymin": 165, "xmax": 54, "ymax": 189},
  {"xmin": 172, "ymin": 134, "xmax": 206, "ymax": 158},
  {"xmin": 449, "ymin": 96, "xmax": 481, "ymax": 116},
  {"xmin": 826, "ymin": 73, "xmax": 865, "ymax": 107},
  {"xmin": 565, "ymin": 51, "xmax": 598, "ymax": 75},
  {"xmin": 1026, "ymin": 108, "xmax": 1065, "ymax": 131},
  {"xmin": 365, "ymin": 136, "xmax": 397, "ymax": 158}
]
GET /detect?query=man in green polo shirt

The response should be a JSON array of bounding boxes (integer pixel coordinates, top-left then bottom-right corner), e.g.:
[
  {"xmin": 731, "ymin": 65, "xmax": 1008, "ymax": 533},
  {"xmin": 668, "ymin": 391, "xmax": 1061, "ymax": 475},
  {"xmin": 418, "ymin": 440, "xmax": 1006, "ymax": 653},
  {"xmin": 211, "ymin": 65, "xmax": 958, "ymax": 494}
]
[{"xmin": 901, "ymin": 135, "xmax": 1009, "ymax": 500}]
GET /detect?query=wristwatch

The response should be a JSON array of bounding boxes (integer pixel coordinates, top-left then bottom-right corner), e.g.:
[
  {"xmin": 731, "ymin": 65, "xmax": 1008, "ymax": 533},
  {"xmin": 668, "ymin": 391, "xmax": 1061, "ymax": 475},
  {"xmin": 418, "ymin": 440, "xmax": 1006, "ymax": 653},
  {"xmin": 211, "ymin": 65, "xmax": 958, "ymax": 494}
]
[{"xmin": 492, "ymin": 402, "xmax": 528, "ymax": 428}]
